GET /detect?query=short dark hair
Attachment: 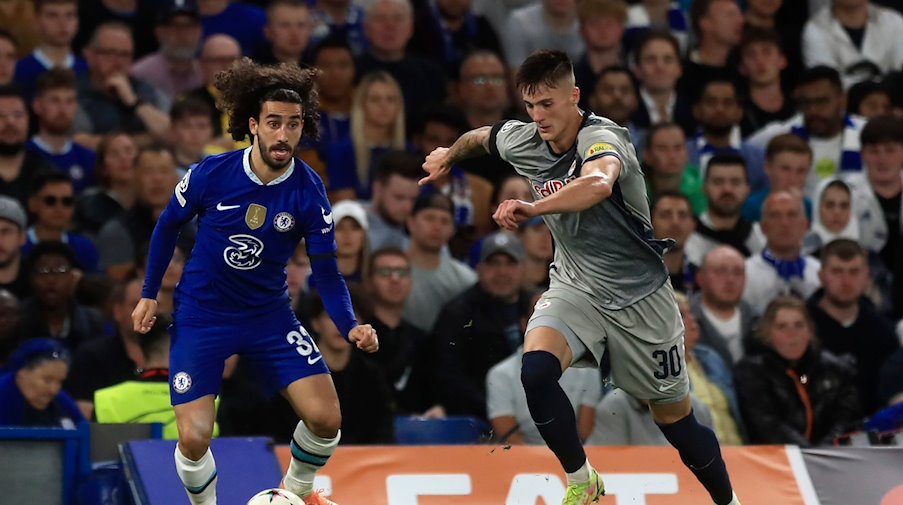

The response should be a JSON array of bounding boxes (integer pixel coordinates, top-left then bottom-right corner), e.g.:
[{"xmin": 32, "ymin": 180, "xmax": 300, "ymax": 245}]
[
  {"xmin": 820, "ymin": 238, "xmax": 866, "ymax": 264},
  {"xmin": 0, "ymin": 28, "xmax": 16, "ymax": 48},
  {"xmin": 312, "ymin": 34, "xmax": 354, "ymax": 63},
  {"xmin": 847, "ymin": 79, "xmax": 890, "ymax": 116},
  {"xmin": 215, "ymin": 58, "xmax": 320, "ymax": 142},
  {"xmin": 416, "ymin": 104, "xmax": 470, "ymax": 138},
  {"xmin": 860, "ymin": 115, "xmax": 903, "ymax": 146},
  {"xmin": 140, "ymin": 313, "xmax": 173, "ymax": 359},
  {"xmin": 797, "ymin": 65, "xmax": 843, "ymax": 93},
  {"xmin": 766, "ymin": 133, "xmax": 812, "ymax": 161},
  {"xmin": 740, "ymin": 27, "xmax": 783, "ymax": 54},
  {"xmin": 170, "ymin": 95, "xmax": 213, "ymax": 123},
  {"xmin": 266, "ymin": 0, "xmax": 307, "ymax": 17},
  {"xmin": 515, "ymin": 50, "xmax": 574, "ymax": 96},
  {"xmin": 367, "ymin": 246, "xmax": 409, "ymax": 275},
  {"xmin": 27, "ymin": 240, "xmax": 77, "ymax": 274},
  {"xmin": 29, "ymin": 170, "xmax": 73, "ymax": 197},
  {"xmin": 35, "ymin": 68, "xmax": 77, "ymax": 97},
  {"xmin": 645, "ymin": 122, "xmax": 685, "ymax": 147},
  {"xmin": 412, "ymin": 192, "xmax": 454, "ymax": 216},
  {"xmin": 596, "ymin": 64, "xmax": 637, "ymax": 90},
  {"xmin": 695, "ymin": 78, "xmax": 739, "ymax": 106},
  {"xmin": 0, "ymin": 85, "xmax": 24, "ymax": 102},
  {"xmin": 634, "ymin": 30, "xmax": 681, "ymax": 66},
  {"xmin": 689, "ymin": 0, "xmax": 732, "ymax": 39},
  {"xmin": 704, "ymin": 153, "xmax": 749, "ymax": 183},
  {"xmin": 374, "ymin": 150, "xmax": 423, "ymax": 184},
  {"xmin": 652, "ymin": 190, "xmax": 692, "ymax": 214},
  {"xmin": 34, "ymin": 0, "xmax": 77, "ymax": 12}
]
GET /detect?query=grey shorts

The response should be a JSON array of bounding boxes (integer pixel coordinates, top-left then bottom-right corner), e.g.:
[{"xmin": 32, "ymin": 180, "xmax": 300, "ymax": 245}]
[{"xmin": 526, "ymin": 281, "xmax": 689, "ymax": 404}]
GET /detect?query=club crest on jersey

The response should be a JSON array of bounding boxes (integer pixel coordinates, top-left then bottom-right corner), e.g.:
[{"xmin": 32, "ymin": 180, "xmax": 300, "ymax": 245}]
[
  {"xmin": 223, "ymin": 234, "xmax": 265, "ymax": 270},
  {"xmin": 245, "ymin": 203, "xmax": 267, "ymax": 230},
  {"xmin": 274, "ymin": 212, "xmax": 295, "ymax": 232},
  {"xmin": 532, "ymin": 175, "xmax": 577, "ymax": 199},
  {"xmin": 172, "ymin": 372, "xmax": 192, "ymax": 394}
]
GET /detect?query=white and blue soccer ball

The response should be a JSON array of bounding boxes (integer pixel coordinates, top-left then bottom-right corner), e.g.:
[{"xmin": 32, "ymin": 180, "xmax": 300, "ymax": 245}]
[{"xmin": 246, "ymin": 488, "xmax": 304, "ymax": 505}]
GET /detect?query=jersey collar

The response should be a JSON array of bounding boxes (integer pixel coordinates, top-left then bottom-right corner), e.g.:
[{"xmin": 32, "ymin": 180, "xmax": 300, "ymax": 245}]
[{"xmin": 242, "ymin": 147, "xmax": 295, "ymax": 186}]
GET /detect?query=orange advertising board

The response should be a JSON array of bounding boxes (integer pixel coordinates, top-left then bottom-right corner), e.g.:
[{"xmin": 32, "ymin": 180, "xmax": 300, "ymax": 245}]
[{"xmin": 276, "ymin": 445, "xmax": 811, "ymax": 504}]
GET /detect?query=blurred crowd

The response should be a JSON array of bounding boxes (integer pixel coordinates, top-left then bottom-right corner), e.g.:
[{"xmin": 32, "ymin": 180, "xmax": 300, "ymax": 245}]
[{"xmin": 0, "ymin": 0, "xmax": 901, "ymax": 448}]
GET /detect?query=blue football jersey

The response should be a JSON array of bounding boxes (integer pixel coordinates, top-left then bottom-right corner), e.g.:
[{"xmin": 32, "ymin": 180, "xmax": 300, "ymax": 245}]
[{"xmin": 159, "ymin": 147, "xmax": 337, "ymax": 314}]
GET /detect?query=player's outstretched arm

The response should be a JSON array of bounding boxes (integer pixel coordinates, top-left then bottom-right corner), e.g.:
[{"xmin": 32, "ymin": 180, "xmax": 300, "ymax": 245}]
[
  {"xmin": 419, "ymin": 126, "xmax": 491, "ymax": 186},
  {"xmin": 348, "ymin": 324, "xmax": 379, "ymax": 353}
]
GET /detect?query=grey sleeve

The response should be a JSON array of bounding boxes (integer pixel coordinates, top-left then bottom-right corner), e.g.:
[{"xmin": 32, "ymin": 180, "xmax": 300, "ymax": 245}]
[
  {"xmin": 576, "ymin": 125, "xmax": 632, "ymax": 164},
  {"xmin": 96, "ymin": 220, "xmax": 136, "ymax": 268}
]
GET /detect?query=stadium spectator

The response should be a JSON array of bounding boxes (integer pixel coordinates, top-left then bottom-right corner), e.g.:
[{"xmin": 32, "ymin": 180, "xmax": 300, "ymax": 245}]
[
  {"xmin": 693, "ymin": 245, "xmax": 758, "ymax": 366},
  {"xmin": 74, "ymin": 22, "xmax": 171, "ymax": 150},
  {"xmin": 877, "ymin": 348, "xmax": 903, "ymax": 408},
  {"xmin": 685, "ymin": 154, "xmax": 764, "ymax": 265},
  {"xmin": 743, "ymin": 0, "xmax": 804, "ymax": 90},
  {"xmin": 198, "ymin": 0, "xmax": 267, "ymax": 56},
  {"xmin": 0, "ymin": 338, "xmax": 84, "ymax": 428},
  {"xmin": 307, "ymin": 290, "xmax": 395, "ymax": 445},
  {"xmin": 0, "ymin": 30, "xmax": 16, "ymax": 85},
  {"xmin": 403, "ymin": 193, "xmax": 476, "ymax": 333},
  {"xmin": 587, "ymin": 389, "xmax": 714, "ymax": 446},
  {"xmin": 0, "ymin": 0, "xmax": 39, "ymax": 59},
  {"xmin": 363, "ymin": 247, "xmax": 438, "ymax": 416},
  {"xmin": 680, "ymin": 0, "xmax": 744, "ymax": 98},
  {"xmin": 168, "ymin": 96, "xmax": 218, "ymax": 176},
  {"xmin": 96, "ymin": 147, "xmax": 185, "ymax": 281},
  {"xmin": 807, "ymin": 239, "xmax": 899, "ymax": 414},
  {"xmin": 27, "ymin": 69, "xmax": 96, "ymax": 194},
  {"xmin": 19, "ymin": 241, "xmax": 104, "ymax": 351},
  {"xmin": 687, "ymin": 79, "xmax": 768, "ymax": 193},
  {"xmin": 518, "ymin": 217, "xmax": 553, "ymax": 291},
  {"xmin": 73, "ymin": 132, "xmax": 138, "ymax": 237},
  {"xmin": 802, "ymin": 0, "xmax": 903, "ymax": 88},
  {"xmin": 23, "ymin": 171, "xmax": 100, "ymax": 273},
  {"xmin": 73, "ymin": 0, "xmax": 157, "ymax": 59},
  {"xmin": 0, "ymin": 196, "xmax": 28, "ymax": 299},
  {"xmin": 329, "ymin": 200, "xmax": 369, "ymax": 285},
  {"xmin": 502, "ymin": 0, "xmax": 583, "ymax": 70},
  {"xmin": 748, "ymin": 66, "xmax": 866, "ymax": 195},
  {"xmin": 472, "ymin": 0, "xmax": 535, "ymax": 36},
  {"xmin": 805, "ymin": 178, "xmax": 860, "ymax": 257},
  {"xmin": 12, "ymin": 0, "xmax": 86, "ymax": 101},
  {"xmin": 409, "ymin": 0, "xmax": 503, "ymax": 79},
  {"xmin": 738, "ymin": 28, "xmax": 796, "ymax": 138},
  {"xmin": 573, "ymin": 0, "xmax": 627, "ymax": 106},
  {"xmin": 286, "ymin": 242, "xmax": 311, "ymax": 313},
  {"xmin": 631, "ymin": 31, "xmax": 695, "ymax": 136},
  {"xmin": 152, "ymin": 246, "xmax": 186, "ymax": 315},
  {"xmin": 643, "ymin": 122, "xmax": 704, "ymax": 215},
  {"xmin": 253, "ymin": 0, "xmax": 314, "ymax": 67},
  {"xmin": 366, "ymin": 151, "xmax": 420, "ymax": 251},
  {"xmin": 742, "ymin": 134, "xmax": 814, "ymax": 222},
  {"xmin": 0, "ymin": 289, "xmax": 20, "ymax": 367},
  {"xmin": 652, "ymin": 191, "xmax": 698, "ymax": 294},
  {"xmin": 433, "ymin": 231, "xmax": 531, "ymax": 419},
  {"xmin": 325, "ymin": 71, "xmax": 407, "ymax": 201},
  {"xmin": 623, "ymin": 0, "xmax": 690, "ymax": 56},
  {"xmin": 588, "ymin": 66, "xmax": 638, "ymax": 135},
  {"xmin": 131, "ymin": 0, "xmax": 203, "ymax": 103},
  {"xmin": 308, "ymin": 0, "xmax": 368, "ymax": 58},
  {"xmin": 184, "ymin": 34, "xmax": 242, "ymax": 149},
  {"xmin": 734, "ymin": 296, "xmax": 861, "ymax": 446},
  {"xmin": 309, "ymin": 37, "xmax": 355, "ymax": 155},
  {"xmin": 0, "ymin": 86, "xmax": 58, "ymax": 209},
  {"xmin": 357, "ymin": 0, "xmax": 447, "ymax": 129},
  {"xmin": 468, "ymin": 174, "xmax": 535, "ymax": 265},
  {"xmin": 743, "ymin": 191, "xmax": 821, "ymax": 315},
  {"xmin": 846, "ymin": 78, "xmax": 891, "ymax": 119}
]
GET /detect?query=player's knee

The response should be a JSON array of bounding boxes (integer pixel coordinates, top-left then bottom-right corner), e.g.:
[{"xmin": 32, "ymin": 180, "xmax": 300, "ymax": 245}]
[
  {"xmin": 305, "ymin": 410, "xmax": 342, "ymax": 438},
  {"xmin": 520, "ymin": 351, "xmax": 563, "ymax": 392},
  {"xmin": 177, "ymin": 418, "xmax": 214, "ymax": 459}
]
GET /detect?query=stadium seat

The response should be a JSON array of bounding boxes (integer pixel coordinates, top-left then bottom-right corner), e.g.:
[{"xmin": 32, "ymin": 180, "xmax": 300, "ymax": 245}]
[{"xmin": 393, "ymin": 416, "xmax": 490, "ymax": 445}]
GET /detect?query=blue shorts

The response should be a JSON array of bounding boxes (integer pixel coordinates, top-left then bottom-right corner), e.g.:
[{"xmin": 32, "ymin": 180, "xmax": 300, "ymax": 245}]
[{"xmin": 168, "ymin": 307, "xmax": 329, "ymax": 406}]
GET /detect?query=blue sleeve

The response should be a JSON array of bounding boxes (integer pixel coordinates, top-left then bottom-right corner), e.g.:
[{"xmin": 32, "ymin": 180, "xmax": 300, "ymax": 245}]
[
  {"xmin": 142, "ymin": 167, "xmax": 204, "ymax": 299},
  {"xmin": 304, "ymin": 173, "xmax": 357, "ymax": 339},
  {"xmin": 324, "ymin": 140, "xmax": 358, "ymax": 191}
]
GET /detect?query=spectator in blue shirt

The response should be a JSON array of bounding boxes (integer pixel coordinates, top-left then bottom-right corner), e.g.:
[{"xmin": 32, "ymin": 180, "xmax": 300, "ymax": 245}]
[{"xmin": 13, "ymin": 0, "xmax": 87, "ymax": 101}]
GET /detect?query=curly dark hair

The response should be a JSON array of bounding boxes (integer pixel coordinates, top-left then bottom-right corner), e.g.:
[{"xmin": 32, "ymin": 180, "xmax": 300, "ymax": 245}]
[{"xmin": 214, "ymin": 58, "xmax": 321, "ymax": 142}]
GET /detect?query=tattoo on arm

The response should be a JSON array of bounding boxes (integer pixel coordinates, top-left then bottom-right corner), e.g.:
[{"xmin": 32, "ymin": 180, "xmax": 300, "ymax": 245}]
[{"xmin": 446, "ymin": 126, "xmax": 491, "ymax": 166}]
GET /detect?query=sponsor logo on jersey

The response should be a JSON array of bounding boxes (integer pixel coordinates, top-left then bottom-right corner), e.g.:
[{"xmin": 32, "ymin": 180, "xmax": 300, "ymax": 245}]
[
  {"xmin": 585, "ymin": 142, "xmax": 616, "ymax": 159},
  {"xmin": 175, "ymin": 169, "xmax": 192, "ymax": 207},
  {"xmin": 172, "ymin": 371, "xmax": 192, "ymax": 393},
  {"xmin": 245, "ymin": 203, "xmax": 267, "ymax": 230},
  {"xmin": 274, "ymin": 212, "xmax": 295, "ymax": 232},
  {"xmin": 223, "ymin": 234, "xmax": 265, "ymax": 270},
  {"xmin": 532, "ymin": 175, "xmax": 577, "ymax": 199}
]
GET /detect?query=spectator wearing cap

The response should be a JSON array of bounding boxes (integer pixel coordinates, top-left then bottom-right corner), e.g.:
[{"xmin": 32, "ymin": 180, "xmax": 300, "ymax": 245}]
[
  {"xmin": 0, "ymin": 338, "xmax": 85, "ymax": 428},
  {"xmin": 252, "ymin": 0, "xmax": 314, "ymax": 68},
  {"xmin": 519, "ymin": 216, "xmax": 553, "ymax": 290},
  {"xmin": 432, "ymin": 231, "xmax": 532, "ymax": 420},
  {"xmin": 0, "ymin": 289, "xmax": 20, "ymax": 367},
  {"xmin": 131, "ymin": 0, "xmax": 203, "ymax": 103},
  {"xmin": 12, "ymin": 0, "xmax": 87, "ymax": 102},
  {"xmin": 0, "ymin": 195, "xmax": 29, "ymax": 300},
  {"xmin": 403, "ymin": 193, "xmax": 476, "ymax": 333}
]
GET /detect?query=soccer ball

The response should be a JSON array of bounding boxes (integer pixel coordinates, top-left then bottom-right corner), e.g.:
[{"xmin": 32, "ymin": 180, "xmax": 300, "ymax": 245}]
[{"xmin": 246, "ymin": 488, "xmax": 304, "ymax": 505}]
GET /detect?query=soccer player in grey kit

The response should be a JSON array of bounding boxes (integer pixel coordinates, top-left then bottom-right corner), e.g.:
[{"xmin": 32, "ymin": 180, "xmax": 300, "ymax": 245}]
[{"xmin": 421, "ymin": 50, "xmax": 740, "ymax": 505}]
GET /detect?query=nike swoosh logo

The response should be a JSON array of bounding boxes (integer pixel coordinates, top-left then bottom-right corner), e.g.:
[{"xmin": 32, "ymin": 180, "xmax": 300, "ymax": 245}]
[
  {"xmin": 308, "ymin": 355, "xmax": 323, "ymax": 365},
  {"xmin": 217, "ymin": 203, "xmax": 240, "ymax": 211},
  {"xmin": 321, "ymin": 207, "xmax": 333, "ymax": 225},
  {"xmin": 659, "ymin": 382, "xmax": 678, "ymax": 392}
]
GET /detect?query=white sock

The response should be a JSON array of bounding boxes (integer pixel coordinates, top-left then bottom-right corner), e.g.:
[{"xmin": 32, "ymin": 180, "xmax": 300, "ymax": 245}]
[
  {"xmin": 284, "ymin": 420, "xmax": 340, "ymax": 499},
  {"xmin": 565, "ymin": 459, "xmax": 593, "ymax": 485},
  {"xmin": 723, "ymin": 491, "xmax": 741, "ymax": 505},
  {"xmin": 175, "ymin": 446, "xmax": 218, "ymax": 505}
]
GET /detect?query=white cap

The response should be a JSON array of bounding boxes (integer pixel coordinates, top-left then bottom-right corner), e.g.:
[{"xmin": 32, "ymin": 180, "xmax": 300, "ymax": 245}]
[{"xmin": 331, "ymin": 200, "xmax": 368, "ymax": 231}]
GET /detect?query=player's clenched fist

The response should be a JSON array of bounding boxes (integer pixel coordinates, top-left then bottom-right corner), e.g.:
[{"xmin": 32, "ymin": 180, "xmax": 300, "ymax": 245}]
[
  {"xmin": 132, "ymin": 298, "xmax": 158, "ymax": 334},
  {"xmin": 348, "ymin": 324, "xmax": 379, "ymax": 353},
  {"xmin": 419, "ymin": 147, "xmax": 451, "ymax": 186},
  {"xmin": 493, "ymin": 199, "xmax": 537, "ymax": 231}
]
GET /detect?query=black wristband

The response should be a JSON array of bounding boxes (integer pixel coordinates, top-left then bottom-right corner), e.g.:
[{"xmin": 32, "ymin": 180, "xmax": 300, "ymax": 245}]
[{"xmin": 126, "ymin": 99, "xmax": 144, "ymax": 112}]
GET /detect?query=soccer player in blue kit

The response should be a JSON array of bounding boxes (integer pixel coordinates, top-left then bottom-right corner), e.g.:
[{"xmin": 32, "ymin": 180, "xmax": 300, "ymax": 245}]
[{"xmin": 131, "ymin": 59, "xmax": 378, "ymax": 505}]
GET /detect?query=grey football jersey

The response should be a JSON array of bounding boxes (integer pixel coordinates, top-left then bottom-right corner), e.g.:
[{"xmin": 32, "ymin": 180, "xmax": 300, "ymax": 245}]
[{"xmin": 489, "ymin": 112, "xmax": 672, "ymax": 309}]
